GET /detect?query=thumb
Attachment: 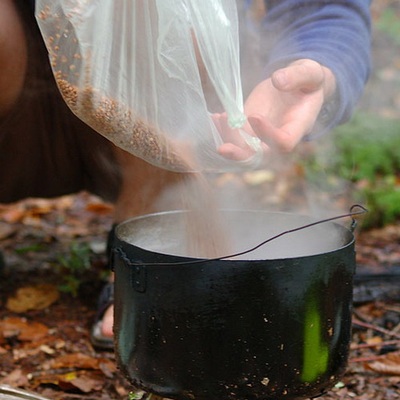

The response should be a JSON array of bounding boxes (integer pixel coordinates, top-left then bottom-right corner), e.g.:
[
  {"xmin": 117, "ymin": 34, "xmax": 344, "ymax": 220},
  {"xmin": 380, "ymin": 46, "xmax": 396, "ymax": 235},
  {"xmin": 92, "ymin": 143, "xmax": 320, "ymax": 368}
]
[{"xmin": 271, "ymin": 59, "xmax": 324, "ymax": 93}]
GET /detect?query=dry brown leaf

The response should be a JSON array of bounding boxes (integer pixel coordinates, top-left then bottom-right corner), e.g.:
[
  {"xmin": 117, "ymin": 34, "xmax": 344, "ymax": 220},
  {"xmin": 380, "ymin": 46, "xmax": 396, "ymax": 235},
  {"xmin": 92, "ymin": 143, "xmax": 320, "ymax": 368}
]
[
  {"xmin": 51, "ymin": 353, "xmax": 101, "ymax": 370},
  {"xmin": 0, "ymin": 222, "xmax": 16, "ymax": 240},
  {"xmin": 243, "ymin": 170, "xmax": 275, "ymax": 185},
  {"xmin": 20, "ymin": 335, "xmax": 62, "ymax": 353},
  {"xmin": 6, "ymin": 284, "xmax": 60, "ymax": 313},
  {"xmin": 98, "ymin": 359, "xmax": 117, "ymax": 378},
  {"xmin": 25, "ymin": 201, "xmax": 54, "ymax": 217},
  {"xmin": 85, "ymin": 202, "xmax": 114, "ymax": 215},
  {"xmin": 32, "ymin": 371, "xmax": 105, "ymax": 393},
  {"xmin": 21, "ymin": 215, "xmax": 44, "ymax": 227},
  {"xmin": 52, "ymin": 194, "xmax": 75, "ymax": 210},
  {"xmin": 365, "ymin": 351, "xmax": 400, "ymax": 376},
  {"xmin": 31, "ymin": 371, "xmax": 78, "ymax": 391},
  {"xmin": 0, "ymin": 207, "xmax": 25, "ymax": 223},
  {"xmin": 67, "ymin": 372, "xmax": 105, "ymax": 393},
  {"xmin": 366, "ymin": 336, "xmax": 383, "ymax": 346},
  {"xmin": 12, "ymin": 346, "xmax": 43, "ymax": 361},
  {"xmin": 0, "ymin": 317, "xmax": 49, "ymax": 342},
  {"xmin": 50, "ymin": 353, "xmax": 116, "ymax": 374},
  {"xmin": 0, "ymin": 368, "xmax": 29, "ymax": 387}
]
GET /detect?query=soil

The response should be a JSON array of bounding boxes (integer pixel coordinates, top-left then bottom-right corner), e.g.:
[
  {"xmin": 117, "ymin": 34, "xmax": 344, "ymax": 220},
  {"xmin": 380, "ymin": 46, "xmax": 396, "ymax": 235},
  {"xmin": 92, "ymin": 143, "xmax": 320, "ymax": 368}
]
[{"xmin": 1, "ymin": 1, "xmax": 400, "ymax": 399}]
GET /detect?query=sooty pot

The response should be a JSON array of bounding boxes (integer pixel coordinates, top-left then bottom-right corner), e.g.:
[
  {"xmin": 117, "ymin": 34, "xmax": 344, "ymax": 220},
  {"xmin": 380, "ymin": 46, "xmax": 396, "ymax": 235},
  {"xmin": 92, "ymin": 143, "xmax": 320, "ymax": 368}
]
[{"xmin": 113, "ymin": 210, "xmax": 356, "ymax": 400}]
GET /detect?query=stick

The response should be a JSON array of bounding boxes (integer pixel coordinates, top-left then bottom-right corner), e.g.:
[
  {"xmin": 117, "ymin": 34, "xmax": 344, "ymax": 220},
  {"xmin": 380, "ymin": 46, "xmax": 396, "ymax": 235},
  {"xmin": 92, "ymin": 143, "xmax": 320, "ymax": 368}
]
[
  {"xmin": 350, "ymin": 339, "xmax": 400, "ymax": 351},
  {"xmin": 349, "ymin": 355, "xmax": 386, "ymax": 363},
  {"xmin": 352, "ymin": 317, "xmax": 400, "ymax": 340}
]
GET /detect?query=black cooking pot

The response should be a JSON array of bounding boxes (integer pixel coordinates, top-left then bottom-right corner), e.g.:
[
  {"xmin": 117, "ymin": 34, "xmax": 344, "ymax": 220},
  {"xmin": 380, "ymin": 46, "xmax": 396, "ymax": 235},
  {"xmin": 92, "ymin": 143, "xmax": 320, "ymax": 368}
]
[{"xmin": 113, "ymin": 210, "xmax": 356, "ymax": 400}]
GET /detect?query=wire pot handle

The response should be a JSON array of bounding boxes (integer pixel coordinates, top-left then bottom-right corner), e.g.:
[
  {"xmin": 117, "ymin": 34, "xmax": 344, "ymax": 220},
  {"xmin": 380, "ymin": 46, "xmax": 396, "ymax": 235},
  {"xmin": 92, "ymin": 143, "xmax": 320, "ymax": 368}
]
[{"xmin": 116, "ymin": 204, "xmax": 368, "ymax": 266}]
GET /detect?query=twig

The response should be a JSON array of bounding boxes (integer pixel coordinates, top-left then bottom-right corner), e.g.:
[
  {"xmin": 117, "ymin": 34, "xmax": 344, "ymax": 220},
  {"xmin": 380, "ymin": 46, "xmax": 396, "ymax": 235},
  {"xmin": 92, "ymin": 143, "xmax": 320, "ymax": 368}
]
[
  {"xmin": 350, "ymin": 339, "xmax": 400, "ymax": 351},
  {"xmin": 349, "ymin": 355, "xmax": 386, "ymax": 363},
  {"xmin": 391, "ymin": 322, "xmax": 400, "ymax": 335},
  {"xmin": 352, "ymin": 317, "xmax": 400, "ymax": 340},
  {"xmin": 384, "ymin": 305, "xmax": 400, "ymax": 314}
]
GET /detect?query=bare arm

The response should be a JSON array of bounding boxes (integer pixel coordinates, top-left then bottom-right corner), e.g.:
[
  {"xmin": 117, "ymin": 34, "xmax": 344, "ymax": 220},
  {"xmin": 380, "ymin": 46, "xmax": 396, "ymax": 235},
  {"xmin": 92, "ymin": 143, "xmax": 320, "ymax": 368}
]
[{"xmin": 0, "ymin": 0, "xmax": 27, "ymax": 117}]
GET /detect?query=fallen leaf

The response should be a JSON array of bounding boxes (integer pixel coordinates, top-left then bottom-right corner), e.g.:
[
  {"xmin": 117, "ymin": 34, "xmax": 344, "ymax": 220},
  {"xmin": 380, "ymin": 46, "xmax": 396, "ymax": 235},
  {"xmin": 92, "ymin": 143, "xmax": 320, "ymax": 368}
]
[
  {"xmin": 24, "ymin": 200, "xmax": 54, "ymax": 217},
  {"xmin": 0, "ymin": 317, "xmax": 49, "ymax": 342},
  {"xmin": 85, "ymin": 202, "xmax": 114, "ymax": 215},
  {"xmin": 50, "ymin": 353, "xmax": 116, "ymax": 373},
  {"xmin": 20, "ymin": 215, "xmax": 44, "ymax": 227},
  {"xmin": 51, "ymin": 353, "xmax": 101, "ymax": 370},
  {"xmin": 68, "ymin": 372, "xmax": 105, "ymax": 393},
  {"xmin": 32, "ymin": 371, "xmax": 105, "ymax": 393},
  {"xmin": 243, "ymin": 170, "xmax": 275, "ymax": 185},
  {"xmin": 20, "ymin": 335, "xmax": 60, "ymax": 352},
  {"xmin": 0, "ymin": 207, "xmax": 25, "ymax": 223},
  {"xmin": 0, "ymin": 368, "xmax": 29, "ymax": 387},
  {"xmin": 0, "ymin": 222, "xmax": 16, "ymax": 240},
  {"xmin": 6, "ymin": 284, "xmax": 59, "ymax": 313},
  {"xmin": 13, "ymin": 347, "xmax": 43, "ymax": 361},
  {"xmin": 98, "ymin": 360, "xmax": 117, "ymax": 378},
  {"xmin": 31, "ymin": 371, "xmax": 78, "ymax": 391},
  {"xmin": 39, "ymin": 344, "xmax": 56, "ymax": 355},
  {"xmin": 366, "ymin": 336, "xmax": 383, "ymax": 346},
  {"xmin": 365, "ymin": 351, "xmax": 400, "ymax": 376}
]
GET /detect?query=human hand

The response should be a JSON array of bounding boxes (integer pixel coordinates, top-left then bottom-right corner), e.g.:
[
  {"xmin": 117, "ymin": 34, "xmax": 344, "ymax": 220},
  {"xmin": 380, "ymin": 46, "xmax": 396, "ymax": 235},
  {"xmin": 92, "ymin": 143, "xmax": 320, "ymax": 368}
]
[{"xmin": 216, "ymin": 59, "xmax": 336, "ymax": 163}]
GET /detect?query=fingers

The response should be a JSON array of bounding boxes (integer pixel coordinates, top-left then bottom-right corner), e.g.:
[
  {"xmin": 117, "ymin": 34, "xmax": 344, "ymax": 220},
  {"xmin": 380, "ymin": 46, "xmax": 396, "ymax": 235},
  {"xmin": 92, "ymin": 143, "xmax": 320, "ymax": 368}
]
[
  {"xmin": 213, "ymin": 113, "xmax": 248, "ymax": 147},
  {"xmin": 214, "ymin": 113, "xmax": 253, "ymax": 160},
  {"xmin": 217, "ymin": 113, "xmax": 305, "ymax": 159},
  {"xmin": 217, "ymin": 142, "xmax": 256, "ymax": 161},
  {"xmin": 219, "ymin": 114, "xmax": 305, "ymax": 157},
  {"xmin": 248, "ymin": 114, "xmax": 305, "ymax": 153}
]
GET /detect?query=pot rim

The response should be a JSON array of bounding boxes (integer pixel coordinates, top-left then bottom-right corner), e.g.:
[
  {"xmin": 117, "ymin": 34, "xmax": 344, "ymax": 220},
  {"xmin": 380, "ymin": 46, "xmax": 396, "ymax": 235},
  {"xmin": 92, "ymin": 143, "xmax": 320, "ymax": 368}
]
[{"xmin": 115, "ymin": 209, "xmax": 355, "ymax": 263}]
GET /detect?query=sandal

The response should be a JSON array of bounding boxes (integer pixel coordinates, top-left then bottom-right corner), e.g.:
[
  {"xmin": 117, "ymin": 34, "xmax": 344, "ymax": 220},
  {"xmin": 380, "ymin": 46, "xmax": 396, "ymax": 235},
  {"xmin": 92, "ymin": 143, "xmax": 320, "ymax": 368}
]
[
  {"xmin": 90, "ymin": 225, "xmax": 117, "ymax": 350},
  {"xmin": 90, "ymin": 281, "xmax": 114, "ymax": 350}
]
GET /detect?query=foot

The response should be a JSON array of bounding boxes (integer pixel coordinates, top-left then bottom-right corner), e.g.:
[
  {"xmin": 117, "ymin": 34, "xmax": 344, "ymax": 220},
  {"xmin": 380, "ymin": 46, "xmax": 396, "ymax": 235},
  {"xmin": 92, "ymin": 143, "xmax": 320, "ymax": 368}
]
[
  {"xmin": 100, "ymin": 304, "xmax": 114, "ymax": 337},
  {"xmin": 90, "ymin": 282, "xmax": 114, "ymax": 350}
]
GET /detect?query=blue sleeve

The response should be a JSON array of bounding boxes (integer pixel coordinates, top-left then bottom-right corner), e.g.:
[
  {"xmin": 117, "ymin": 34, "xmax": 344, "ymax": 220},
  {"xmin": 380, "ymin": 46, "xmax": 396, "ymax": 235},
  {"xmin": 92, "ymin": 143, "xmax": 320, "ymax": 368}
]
[{"xmin": 261, "ymin": 0, "xmax": 372, "ymax": 137}]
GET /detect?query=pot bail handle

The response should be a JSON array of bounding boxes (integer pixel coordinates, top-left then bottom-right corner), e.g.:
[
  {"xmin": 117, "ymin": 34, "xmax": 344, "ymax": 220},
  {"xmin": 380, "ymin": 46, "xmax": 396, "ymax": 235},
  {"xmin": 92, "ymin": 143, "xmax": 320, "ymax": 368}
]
[
  {"xmin": 110, "ymin": 204, "xmax": 368, "ymax": 268},
  {"xmin": 349, "ymin": 204, "xmax": 368, "ymax": 233}
]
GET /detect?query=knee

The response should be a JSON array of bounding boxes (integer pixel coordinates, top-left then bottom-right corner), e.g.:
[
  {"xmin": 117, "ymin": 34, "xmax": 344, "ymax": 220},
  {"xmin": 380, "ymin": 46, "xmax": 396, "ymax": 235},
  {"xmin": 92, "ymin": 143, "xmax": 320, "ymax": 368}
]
[{"xmin": 0, "ymin": 0, "xmax": 28, "ymax": 116}]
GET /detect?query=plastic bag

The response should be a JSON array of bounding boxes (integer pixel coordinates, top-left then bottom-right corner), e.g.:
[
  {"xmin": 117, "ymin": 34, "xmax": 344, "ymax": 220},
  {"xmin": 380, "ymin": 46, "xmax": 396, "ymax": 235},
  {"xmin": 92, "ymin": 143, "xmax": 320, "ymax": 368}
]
[{"xmin": 35, "ymin": 0, "xmax": 262, "ymax": 172}]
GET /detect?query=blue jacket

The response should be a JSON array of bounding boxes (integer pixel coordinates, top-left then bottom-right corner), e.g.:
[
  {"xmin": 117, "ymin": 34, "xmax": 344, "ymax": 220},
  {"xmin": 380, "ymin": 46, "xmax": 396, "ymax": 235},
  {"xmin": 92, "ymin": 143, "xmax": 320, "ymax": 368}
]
[{"xmin": 243, "ymin": 0, "xmax": 372, "ymax": 136}]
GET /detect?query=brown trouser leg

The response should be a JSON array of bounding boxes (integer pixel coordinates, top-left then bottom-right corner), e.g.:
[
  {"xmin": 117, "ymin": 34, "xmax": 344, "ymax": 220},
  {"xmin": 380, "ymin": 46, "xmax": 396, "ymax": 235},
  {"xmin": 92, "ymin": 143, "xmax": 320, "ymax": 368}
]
[{"xmin": 112, "ymin": 150, "xmax": 186, "ymax": 222}]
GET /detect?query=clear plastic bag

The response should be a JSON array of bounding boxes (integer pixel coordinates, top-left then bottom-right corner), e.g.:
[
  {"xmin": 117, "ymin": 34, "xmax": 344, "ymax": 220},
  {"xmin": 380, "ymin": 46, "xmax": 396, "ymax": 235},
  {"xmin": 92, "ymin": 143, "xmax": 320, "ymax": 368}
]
[{"xmin": 35, "ymin": 0, "xmax": 261, "ymax": 172}]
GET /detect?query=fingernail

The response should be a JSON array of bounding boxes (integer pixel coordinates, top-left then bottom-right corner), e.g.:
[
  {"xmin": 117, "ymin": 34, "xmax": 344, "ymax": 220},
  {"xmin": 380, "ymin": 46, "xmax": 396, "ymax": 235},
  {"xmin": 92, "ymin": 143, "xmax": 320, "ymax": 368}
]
[{"xmin": 273, "ymin": 70, "xmax": 288, "ymax": 88}]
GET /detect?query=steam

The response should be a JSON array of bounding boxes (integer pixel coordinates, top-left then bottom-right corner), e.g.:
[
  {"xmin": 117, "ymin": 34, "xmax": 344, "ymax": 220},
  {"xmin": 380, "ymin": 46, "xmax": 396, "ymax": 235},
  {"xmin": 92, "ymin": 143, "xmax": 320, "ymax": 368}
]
[
  {"xmin": 144, "ymin": 2, "xmax": 357, "ymax": 260},
  {"xmin": 118, "ymin": 1, "xmax": 361, "ymax": 261}
]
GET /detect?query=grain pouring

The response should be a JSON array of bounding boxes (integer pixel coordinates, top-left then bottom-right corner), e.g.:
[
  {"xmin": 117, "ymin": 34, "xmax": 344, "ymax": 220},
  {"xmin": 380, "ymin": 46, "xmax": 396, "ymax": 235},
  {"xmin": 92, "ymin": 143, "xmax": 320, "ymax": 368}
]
[{"xmin": 56, "ymin": 73, "xmax": 233, "ymax": 259}]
